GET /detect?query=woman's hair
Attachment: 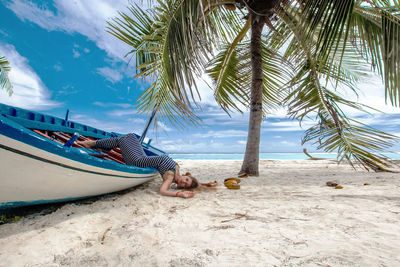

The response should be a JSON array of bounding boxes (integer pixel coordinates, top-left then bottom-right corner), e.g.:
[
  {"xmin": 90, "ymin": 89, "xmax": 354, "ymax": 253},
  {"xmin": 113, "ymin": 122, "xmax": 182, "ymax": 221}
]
[{"xmin": 187, "ymin": 175, "xmax": 199, "ymax": 189}]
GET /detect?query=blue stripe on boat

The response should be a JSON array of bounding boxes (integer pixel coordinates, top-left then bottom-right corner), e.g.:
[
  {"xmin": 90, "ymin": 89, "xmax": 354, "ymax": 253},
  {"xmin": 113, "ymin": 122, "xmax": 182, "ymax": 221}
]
[{"xmin": 0, "ymin": 103, "xmax": 169, "ymax": 175}]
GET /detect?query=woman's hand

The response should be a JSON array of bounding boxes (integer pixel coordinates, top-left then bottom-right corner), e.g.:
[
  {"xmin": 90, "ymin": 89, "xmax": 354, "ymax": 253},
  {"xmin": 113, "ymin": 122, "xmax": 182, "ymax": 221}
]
[
  {"xmin": 177, "ymin": 191, "xmax": 195, "ymax": 198},
  {"xmin": 200, "ymin": 181, "xmax": 218, "ymax": 187}
]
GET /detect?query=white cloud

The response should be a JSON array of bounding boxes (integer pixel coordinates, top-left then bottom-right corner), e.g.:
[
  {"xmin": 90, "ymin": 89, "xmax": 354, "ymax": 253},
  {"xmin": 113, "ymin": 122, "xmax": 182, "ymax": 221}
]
[
  {"xmin": 195, "ymin": 72, "xmax": 399, "ymax": 132},
  {"xmin": 97, "ymin": 66, "xmax": 123, "ymax": 83},
  {"xmin": 198, "ymin": 105, "xmax": 251, "ymax": 126},
  {"xmin": 6, "ymin": 0, "xmax": 134, "ymax": 60},
  {"xmin": 392, "ymin": 132, "xmax": 400, "ymax": 137},
  {"xmin": 266, "ymin": 107, "xmax": 290, "ymax": 118},
  {"xmin": 153, "ymin": 138, "xmax": 241, "ymax": 153},
  {"xmin": 195, "ymin": 72, "xmax": 399, "ymax": 130},
  {"xmin": 69, "ymin": 113, "xmax": 145, "ymax": 134},
  {"xmin": 93, "ymin": 101, "xmax": 134, "ymax": 109},
  {"xmin": 72, "ymin": 49, "xmax": 81, "ymax": 58},
  {"xmin": 331, "ymin": 74, "xmax": 400, "ymax": 117},
  {"xmin": 53, "ymin": 63, "xmax": 62, "ymax": 71},
  {"xmin": 127, "ymin": 118, "xmax": 146, "ymax": 125},
  {"xmin": 156, "ymin": 121, "xmax": 172, "ymax": 132},
  {"xmin": 263, "ymin": 119, "xmax": 315, "ymax": 132},
  {"xmin": 57, "ymin": 84, "xmax": 80, "ymax": 96},
  {"xmin": 193, "ymin": 74, "xmax": 218, "ymax": 106},
  {"xmin": 7, "ymin": 1, "xmax": 60, "ymax": 30},
  {"xmin": 5, "ymin": 0, "xmax": 398, "ymax": 147},
  {"xmin": 0, "ymin": 29, "xmax": 9, "ymax": 37},
  {"xmin": 260, "ymin": 139, "xmax": 302, "ymax": 152},
  {"xmin": 107, "ymin": 109, "xmax": 137, "ymax": 117},
  {"xmin": 192, "ymin": 129, "xmax": 248, "ymax": 139},
  {"xmin": 0, "ymin": 43, "xmax": 60, "ymax": 110},
  {"xmin": 192, "ymin": 73, "xmax": 253, "ymax": 115},
  {"xmin": 278, "ymin": 140, "xmax": 297, "ymax": 146}
]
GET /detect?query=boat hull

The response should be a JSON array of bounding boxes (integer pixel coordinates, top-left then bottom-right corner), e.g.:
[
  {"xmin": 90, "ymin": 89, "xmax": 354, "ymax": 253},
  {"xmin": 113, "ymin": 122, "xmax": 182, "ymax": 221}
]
[{"xmin": 0, "ymin": 134, "xmax": 158, "ymax": 209}]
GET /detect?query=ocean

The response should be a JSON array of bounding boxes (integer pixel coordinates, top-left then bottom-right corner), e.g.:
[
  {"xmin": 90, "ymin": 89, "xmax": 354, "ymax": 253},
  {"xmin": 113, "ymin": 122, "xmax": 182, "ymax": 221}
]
[{"xmin": 170, "ymin": 152, "xmax": 400, "ymax": 160}]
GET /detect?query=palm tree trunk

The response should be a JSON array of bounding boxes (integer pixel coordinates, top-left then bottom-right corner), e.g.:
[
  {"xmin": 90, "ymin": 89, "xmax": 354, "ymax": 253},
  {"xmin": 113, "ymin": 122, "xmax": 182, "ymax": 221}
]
[{"xmin": 239, "ymin": 16, "xmax": 265, "ymax": 176}]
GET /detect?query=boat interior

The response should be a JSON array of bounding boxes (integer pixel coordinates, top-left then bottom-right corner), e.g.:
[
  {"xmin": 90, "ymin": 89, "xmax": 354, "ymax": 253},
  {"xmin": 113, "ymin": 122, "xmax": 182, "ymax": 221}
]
[
  {"xmin": 0, "ymin": 104, "xmax": 161, "ymax": 166},
  {"xmin": 31, "ymin": 129, "xmax": 126, "ymax": 164}
]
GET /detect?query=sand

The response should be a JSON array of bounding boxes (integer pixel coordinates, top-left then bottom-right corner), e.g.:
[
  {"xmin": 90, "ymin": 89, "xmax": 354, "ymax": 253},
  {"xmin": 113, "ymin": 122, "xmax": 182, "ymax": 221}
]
[{"xmin": 0, "ymin": 159, "xmax": 400, "ymax": 266}]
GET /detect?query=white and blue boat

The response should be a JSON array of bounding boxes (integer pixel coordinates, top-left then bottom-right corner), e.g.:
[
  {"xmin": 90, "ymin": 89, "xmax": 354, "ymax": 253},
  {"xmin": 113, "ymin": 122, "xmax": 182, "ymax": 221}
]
[{"xmin": 0, "ymin": 103, "xmax": 162, "ymax": 209}]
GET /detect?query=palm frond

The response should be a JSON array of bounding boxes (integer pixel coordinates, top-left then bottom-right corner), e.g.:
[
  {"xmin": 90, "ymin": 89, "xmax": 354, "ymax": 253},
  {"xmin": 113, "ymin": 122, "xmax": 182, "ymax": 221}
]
[
  {"xmin": 204, "ymin": 1, "xmax": 245, "ymax": 47},
  {"xmin": 206, "ymin": 18, "xmax": 251, "ymax": 113},
  {"xmin": 349, "ymin": 3, "xmax": 400, "ymax": 106},
  {"xmin": 382, "ymin": 11, "xmax": 400, "ymax": 105},
  {"xmin": 108, "ymin": 0, "xmax": 207, "ymax": 127},
  {"xmin": 287, "ymin": 68, "xmax": 397, "ymax": 172},
  {"xmin": 279, "ymin": 2, "xmax": 398, "ymax": 170},
  {"xmin": 303, "ymin": 113, "xmax": 397, "ymax": 171},
  {"xmin": 260, "ymin": 41, "xmax": 293, "ymax": 113},
  {"xmin": 206, "ymin": 36, "xmax": 293, "ymax": 116},
  {"xmin": 350, "ymin": 4, "xmax": 384, "ymax": 75},
  {"xmin": 136, "ymin": 73, "xmax": 201, "ymax": 128},
  {"xmin": 298, "ymin": 0, "xmax": 400, "ymax": 107},
  {"xmin": 107, "ymin": 0, "xmax": 248, "ymax": 127},
  {"xmin": 0, "ymin": 56, "xmax": 13, "ymax": 96},
  {"xmin": 294, "ymin": 0, "xmax": 354, "ymax": 89},
  {"xmin": 107, "ymin": 4, "xmax": 158, "ymax": 76}
]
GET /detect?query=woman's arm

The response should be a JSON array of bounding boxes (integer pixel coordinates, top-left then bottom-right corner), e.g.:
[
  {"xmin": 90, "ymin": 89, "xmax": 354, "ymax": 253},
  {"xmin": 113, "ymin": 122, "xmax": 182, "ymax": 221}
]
[
  {"xmin": 159, "ymin": 170, "xmax": 194, "ymax": 198},
  {"xmin": 175, "ymin": 164, "xmax": 181, "ymax": 177}
]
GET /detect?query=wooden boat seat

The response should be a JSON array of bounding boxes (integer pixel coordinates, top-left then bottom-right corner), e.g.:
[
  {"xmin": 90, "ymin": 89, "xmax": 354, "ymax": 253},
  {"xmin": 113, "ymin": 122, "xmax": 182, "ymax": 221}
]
[
  {"xmin": 90, "ymin": 153, "xmax": 125, "ymax": 164},
  {"xmin": 31, "ymin": 129, "xmax": 126, "ymax": 165},
  {"xmin": 32, "ymin": 129, "xmax": 64, "ymax": 145}
]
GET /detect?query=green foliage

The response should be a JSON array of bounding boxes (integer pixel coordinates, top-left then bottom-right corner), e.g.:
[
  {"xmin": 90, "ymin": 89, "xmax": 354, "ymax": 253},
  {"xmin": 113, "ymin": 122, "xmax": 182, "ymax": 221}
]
[
  {"xmin": 108, "ymin": 0, "xmax": 400, "ymax": 170},
  {"xmin": 0, "ymin": 55, "xmax": 13, "ymax": 96},
  {"xmin": 107, "ymin": 0, "xmax": 224, "ymax": 128},
  {"xmin": 267, "ymin": 0, "xmax": 400, "ymax": 170},
  {"xmin": 206, "ymin": 19, "xmax": 252, "ymax": 113},
  {"xmin": 0, "ymin": 214, "xmax": 20, "ymax": 224}
]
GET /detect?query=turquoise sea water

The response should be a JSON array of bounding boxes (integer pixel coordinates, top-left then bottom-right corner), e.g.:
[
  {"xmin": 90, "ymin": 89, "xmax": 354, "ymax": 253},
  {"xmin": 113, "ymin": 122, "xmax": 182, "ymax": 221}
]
[{"xmin": 170, "ymin": 152, "xmax": 400, "ymax": 160}]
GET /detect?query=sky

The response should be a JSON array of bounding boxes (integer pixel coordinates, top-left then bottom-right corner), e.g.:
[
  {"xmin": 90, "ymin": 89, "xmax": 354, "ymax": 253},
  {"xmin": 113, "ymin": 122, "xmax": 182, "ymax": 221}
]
[{"xmin": 1, "ymin": 0, "xmax": 400, "ymax": 154}]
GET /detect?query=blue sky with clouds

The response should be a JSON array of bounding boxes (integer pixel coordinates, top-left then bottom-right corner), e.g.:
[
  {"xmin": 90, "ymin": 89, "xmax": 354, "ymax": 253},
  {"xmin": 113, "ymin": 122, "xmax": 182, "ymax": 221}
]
[{"xmin": 1, "ymin": 0, "xmax": 400, "ymax": 154}]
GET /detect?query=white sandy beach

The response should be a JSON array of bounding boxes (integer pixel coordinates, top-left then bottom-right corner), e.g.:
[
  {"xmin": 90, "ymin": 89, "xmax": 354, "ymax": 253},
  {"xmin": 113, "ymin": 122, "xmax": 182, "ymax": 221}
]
[{"xmin": 0, "ymin": 159, "xmax": 400, "ymax": 266}]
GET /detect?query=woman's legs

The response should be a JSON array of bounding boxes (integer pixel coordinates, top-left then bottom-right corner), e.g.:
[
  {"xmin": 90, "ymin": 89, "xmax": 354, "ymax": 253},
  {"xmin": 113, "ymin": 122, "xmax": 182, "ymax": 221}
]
[
  {"xmin": 94, "ymin": 133, "xmax": 176, "ymax": 175},
  {"xmin": 95, "ymin": 136, "xmax": 123, "ymax": 151},
  {"xmin": 117, "ymin": 134, "xmax": 176, "ymax": 174},
  {"xmin": 95, "ymin": 133, "xmax": 146, "ymax": 159}
]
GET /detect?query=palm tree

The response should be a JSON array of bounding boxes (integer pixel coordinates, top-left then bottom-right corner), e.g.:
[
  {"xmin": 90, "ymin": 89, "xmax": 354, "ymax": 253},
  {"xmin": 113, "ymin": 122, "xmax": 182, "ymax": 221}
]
[
  {"xmin": 0, "ymin": 55, "xmax": 13, "ymax": 95},
  {"xmin": 108, "ymin": 0, "xmax": 400, "ymax": 175}
]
